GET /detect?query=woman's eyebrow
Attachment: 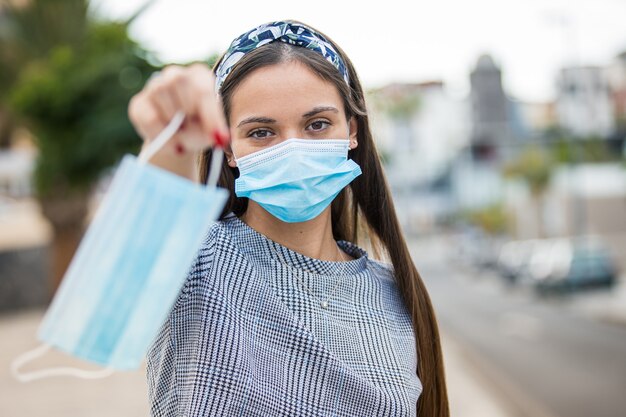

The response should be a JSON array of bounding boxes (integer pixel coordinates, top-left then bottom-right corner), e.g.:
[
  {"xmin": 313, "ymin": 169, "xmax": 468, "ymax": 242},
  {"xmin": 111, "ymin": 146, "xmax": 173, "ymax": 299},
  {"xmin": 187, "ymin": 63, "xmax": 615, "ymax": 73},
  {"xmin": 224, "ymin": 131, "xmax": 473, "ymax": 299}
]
[
  {"xmin": 237, "ymin": 116, "xmax": 276, "ymax": 128},
  {"xmin": 237, "ymin": 107, "xmax": 339, "ymax": 128},
  {"xmin": 302, "ymin": 106, "xmax": 339, "ymax": 118}
]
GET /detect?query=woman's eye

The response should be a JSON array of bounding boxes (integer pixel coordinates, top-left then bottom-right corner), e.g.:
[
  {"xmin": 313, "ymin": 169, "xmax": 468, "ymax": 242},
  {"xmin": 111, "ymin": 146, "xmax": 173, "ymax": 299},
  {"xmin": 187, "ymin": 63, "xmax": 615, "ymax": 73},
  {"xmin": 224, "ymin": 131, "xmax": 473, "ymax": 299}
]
[
  {"xmin": 307, "ymin": 120, "xmax": 330, "ymax": 131},
  {"xmin": 249, "ymin": 129, "xmax": 273, "ymax": 139}
]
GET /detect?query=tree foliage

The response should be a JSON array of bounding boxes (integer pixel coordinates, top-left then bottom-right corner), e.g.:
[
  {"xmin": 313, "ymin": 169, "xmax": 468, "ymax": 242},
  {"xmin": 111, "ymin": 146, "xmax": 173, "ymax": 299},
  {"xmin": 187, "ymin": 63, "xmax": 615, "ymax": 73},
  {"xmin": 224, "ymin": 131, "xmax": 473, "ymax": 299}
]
[
  {"xmin": 462, "ymin": 203, "xmax": 508, "ymax": 235},
  {"xmin": 3, "ymin": 1, "xmax": 159, "ymax": 197},
  {"xmin": 503, "ymin": 145, "xmax": 552, "ymax": 196}
]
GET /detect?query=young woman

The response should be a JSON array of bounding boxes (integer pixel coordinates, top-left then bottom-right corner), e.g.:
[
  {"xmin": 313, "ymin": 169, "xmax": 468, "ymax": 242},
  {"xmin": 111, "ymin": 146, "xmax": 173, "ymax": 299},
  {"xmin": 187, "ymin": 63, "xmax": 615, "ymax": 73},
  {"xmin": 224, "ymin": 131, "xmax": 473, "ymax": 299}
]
[{"xmin": 129, "ymin": 20, "xmax": 449, "ymax": 417}]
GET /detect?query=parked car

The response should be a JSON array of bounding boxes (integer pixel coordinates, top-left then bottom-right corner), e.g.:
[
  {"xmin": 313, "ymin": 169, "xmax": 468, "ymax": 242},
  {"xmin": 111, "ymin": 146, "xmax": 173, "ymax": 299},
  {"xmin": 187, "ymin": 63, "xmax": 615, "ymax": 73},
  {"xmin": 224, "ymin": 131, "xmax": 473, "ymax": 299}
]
[
  {"xmin": 497, "ymin": 239, "xmax": 542, "ymax": 285},
  {"xmin": 528, "ymin": 237, "xmax": 618, "ymax": 295},
  {"xmin": 456, "ymin": 226, "xmax": 507, "ymax": 271}
]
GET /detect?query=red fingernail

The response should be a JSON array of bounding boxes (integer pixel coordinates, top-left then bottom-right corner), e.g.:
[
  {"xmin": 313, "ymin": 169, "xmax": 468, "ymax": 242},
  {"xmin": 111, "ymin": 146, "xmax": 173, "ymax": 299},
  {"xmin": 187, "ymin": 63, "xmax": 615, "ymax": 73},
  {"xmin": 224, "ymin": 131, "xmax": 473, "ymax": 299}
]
[
  {"xmin": 175, "ymin": 143, "xmax": 185, "ymax": 155},
  {"xmin": 212, "ymin": 129, "xmax": 229, "ymax": 147}
]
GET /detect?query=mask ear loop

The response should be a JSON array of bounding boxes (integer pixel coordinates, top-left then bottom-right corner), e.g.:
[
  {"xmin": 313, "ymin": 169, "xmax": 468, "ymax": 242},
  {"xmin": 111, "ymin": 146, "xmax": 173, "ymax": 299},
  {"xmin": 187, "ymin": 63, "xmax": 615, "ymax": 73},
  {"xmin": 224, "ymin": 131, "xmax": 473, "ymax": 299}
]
[
  {"xmin": 206, "ymin": 147, "xmax": 223, "ymax": 188},
  {"xmin": 137, "ymin": 110, "xmax": 223, "ymax": 187},
  {"xmin": 11, "ymin": 345, "xmax": 115, "ymax": 382},
  {"xmin": 137, "ymin": 110, "xmax": 186, "ymax": 164},
  {"xmin": 11, "ymin": 110, "xmax": 223, "ymax": 382}
]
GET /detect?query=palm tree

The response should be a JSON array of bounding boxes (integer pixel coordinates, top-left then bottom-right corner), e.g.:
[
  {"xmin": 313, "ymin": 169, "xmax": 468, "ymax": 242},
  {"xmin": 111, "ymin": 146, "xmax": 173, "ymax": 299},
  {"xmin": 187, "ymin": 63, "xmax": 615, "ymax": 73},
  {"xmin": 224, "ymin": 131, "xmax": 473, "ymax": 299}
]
[
  {"xmin": 1, "ymin": 0, "xmax": 158, "ymax": 293},
  {"xmin": 503, "ymin": 145, "xmax": 552, "ymax": 238},
  {"xmin": 0, "ymin": 0, "xmax": 90, "ymax": 147}
]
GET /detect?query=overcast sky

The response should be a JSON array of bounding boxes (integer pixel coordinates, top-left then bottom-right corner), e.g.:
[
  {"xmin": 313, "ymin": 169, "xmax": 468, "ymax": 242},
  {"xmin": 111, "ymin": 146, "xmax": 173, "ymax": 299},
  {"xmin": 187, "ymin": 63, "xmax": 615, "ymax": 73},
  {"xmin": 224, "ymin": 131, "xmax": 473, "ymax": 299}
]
[{"xmin": 95, "ymin": 0, "xmax": 626, "ymax": 102}]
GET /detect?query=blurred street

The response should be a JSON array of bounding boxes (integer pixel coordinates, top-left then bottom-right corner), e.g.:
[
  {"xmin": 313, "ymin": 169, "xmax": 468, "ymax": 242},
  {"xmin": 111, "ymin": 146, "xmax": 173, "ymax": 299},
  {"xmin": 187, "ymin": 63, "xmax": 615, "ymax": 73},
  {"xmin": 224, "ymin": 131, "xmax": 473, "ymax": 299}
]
[
  {"xmin": 410, "ymin": 234, "xmax": 626, "ymax": 417},
  {"xmin": 2, "ymin": 232, "xmax": 625, "ymax": 416}
]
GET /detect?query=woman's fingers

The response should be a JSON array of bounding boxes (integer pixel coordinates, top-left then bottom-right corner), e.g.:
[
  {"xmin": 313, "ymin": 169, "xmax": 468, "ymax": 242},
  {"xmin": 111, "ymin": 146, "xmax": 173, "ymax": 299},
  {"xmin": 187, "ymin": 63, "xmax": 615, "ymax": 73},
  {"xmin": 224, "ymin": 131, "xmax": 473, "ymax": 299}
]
[
  {"xmin": 128, "ymin": 92, "xmax": 167, "ymax": 144},
  {"xmin": 128, "ymin": 63, "xmax": 229, "ymax": 154},
  {"xmin": 175, "ymin": 121, "xmax": 208, "ymax": 152},
  {"xmin": 145, "ymin": 66, "xmax": 184, "ymax": 128},
  {"xmin": 183, "ymin": 63, "xmax": 230, "ymax": 145}
]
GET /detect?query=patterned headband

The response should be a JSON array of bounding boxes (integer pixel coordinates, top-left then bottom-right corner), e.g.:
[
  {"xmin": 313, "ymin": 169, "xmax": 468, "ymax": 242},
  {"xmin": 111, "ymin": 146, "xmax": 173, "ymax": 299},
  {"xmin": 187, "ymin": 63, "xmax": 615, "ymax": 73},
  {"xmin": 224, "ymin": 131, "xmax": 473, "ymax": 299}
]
[{"xmin": 214, "ymin": 21, "xmax": 350, "ymax": 92}]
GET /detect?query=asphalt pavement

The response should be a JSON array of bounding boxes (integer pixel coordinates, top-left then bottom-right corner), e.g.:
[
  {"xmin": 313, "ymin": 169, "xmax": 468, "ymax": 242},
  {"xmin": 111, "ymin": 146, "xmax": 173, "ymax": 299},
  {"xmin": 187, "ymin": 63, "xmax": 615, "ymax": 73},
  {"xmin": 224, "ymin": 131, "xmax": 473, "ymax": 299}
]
[{"xmin": 409, "ymin": 233, "xmax": 626, "ymax": 417}]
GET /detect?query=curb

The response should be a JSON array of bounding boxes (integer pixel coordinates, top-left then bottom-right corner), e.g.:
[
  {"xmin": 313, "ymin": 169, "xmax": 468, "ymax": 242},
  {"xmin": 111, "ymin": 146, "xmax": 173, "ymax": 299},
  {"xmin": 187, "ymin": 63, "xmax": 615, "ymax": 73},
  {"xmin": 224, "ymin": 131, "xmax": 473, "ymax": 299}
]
[{"xmin": 442, "ymin": 330, "xmax": 561, "ymax": 417}]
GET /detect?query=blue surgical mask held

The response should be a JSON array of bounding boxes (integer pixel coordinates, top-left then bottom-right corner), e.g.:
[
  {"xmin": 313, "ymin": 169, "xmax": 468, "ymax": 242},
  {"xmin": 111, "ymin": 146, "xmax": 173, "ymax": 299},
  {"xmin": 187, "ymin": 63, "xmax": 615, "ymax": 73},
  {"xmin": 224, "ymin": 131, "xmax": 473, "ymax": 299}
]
[
  {"xmin": 233, "ymin": 137, "xmax": 362, "ymax": 223},
  {"xmin": 11, "ymin": 111, "xmax": 228, "ymax": 381}
]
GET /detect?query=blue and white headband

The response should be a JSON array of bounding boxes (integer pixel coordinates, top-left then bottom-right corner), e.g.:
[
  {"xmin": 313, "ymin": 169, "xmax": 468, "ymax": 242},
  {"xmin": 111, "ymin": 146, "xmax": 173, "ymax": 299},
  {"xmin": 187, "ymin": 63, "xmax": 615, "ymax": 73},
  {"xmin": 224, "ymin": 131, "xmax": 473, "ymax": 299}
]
[{"xmin": 215, "ymin": 21, "xmax": 350, "ymax": 93}]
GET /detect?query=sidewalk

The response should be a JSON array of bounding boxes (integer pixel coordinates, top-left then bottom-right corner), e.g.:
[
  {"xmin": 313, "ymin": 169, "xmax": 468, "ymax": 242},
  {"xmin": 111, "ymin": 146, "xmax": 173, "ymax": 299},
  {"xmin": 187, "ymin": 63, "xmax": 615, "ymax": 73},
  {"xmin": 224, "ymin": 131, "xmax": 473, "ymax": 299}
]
[
  {"xmin": 441, "ymin": 331, "xmax": 520, "ymax": 417},
  {"xmin": 0, "ymin": 308, "xmax": 516, "ymax": 417},
  {"xmin": 0, "ymin": 309, "xmax": 149, "ymax": 417}
]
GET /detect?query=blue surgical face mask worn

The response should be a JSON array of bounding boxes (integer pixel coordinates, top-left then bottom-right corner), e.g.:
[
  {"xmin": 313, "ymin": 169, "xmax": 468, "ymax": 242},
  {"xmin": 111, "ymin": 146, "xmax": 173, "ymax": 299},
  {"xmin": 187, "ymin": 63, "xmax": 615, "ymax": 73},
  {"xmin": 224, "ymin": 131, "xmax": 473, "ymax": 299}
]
[
  {"xmin": 11, "ymin": 111, "xmax": 228, "ymax": 381},
  {"xmin": 233, "ymin": 138, "xmax": 362, "ymax": 223}
]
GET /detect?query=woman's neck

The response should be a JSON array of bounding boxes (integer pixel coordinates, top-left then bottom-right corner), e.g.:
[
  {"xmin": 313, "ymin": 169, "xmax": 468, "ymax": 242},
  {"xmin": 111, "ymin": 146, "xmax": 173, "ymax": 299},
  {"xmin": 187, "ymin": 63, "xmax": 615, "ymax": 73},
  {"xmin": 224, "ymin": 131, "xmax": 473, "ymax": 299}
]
[{"xmin": 239, "ymin": 201, "xmax": 346, "ymax": 262}]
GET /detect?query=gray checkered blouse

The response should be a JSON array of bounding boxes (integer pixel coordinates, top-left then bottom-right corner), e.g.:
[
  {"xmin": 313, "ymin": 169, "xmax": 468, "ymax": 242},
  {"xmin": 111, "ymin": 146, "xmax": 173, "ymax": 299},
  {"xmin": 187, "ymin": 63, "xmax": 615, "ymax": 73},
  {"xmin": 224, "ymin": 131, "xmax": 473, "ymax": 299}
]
[{"xmin": 147, "ymin": 214, "xmax": 422, "ymax": 416}]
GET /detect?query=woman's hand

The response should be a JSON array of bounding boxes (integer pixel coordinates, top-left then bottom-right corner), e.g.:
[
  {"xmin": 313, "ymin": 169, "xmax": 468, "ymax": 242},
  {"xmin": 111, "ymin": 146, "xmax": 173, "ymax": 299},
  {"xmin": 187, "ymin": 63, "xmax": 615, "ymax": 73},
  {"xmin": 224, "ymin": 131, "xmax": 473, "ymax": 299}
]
[{"xmin": 128, "ymin": 63, "xmax": 229, "ymax": 180}]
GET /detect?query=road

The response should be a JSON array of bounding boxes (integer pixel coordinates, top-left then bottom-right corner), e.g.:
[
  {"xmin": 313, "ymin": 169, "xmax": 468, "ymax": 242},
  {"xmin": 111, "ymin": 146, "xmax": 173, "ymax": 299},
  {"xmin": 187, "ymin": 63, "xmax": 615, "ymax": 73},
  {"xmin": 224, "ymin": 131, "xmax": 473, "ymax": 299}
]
[{"xmin": 409, "ymin": 234, "xmax": 626, "ymax": 417}]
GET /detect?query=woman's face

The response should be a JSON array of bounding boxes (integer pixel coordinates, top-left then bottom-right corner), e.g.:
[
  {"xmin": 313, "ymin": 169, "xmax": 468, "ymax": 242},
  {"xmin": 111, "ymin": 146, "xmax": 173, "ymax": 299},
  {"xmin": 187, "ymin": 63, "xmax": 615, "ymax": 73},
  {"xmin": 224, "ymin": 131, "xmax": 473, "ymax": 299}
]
[{"xmin": 226, "ymin": 60, "xmax": 357, "ymax": 166}]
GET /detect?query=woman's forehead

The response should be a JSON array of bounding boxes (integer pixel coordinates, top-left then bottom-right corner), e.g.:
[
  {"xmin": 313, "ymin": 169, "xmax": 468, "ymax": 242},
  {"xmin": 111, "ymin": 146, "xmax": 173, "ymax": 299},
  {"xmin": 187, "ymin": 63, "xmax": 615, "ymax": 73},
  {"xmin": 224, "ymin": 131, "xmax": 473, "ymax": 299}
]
[{"xmin": 229, "ymin": 61, "xmax": 345, "ymax": 121}]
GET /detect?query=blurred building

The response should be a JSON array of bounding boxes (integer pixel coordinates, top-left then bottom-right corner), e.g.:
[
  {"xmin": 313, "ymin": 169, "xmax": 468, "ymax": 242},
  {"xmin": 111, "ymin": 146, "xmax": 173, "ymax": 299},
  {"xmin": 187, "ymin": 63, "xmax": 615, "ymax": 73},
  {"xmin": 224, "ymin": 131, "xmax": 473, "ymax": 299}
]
[
  {"xmin": 368, "ymin": 81, "xmax": 470, "ymax": 232},
  {"xmin": 369, "ymin": 81, "xmax": 470, "ymax": 185},
  {"xmin": 556, "ymin": 66, "xmax": 615, "ymax": 138},
  {"xmin": 0, "ymin": 150, "xmax": 34, "ymax": 198},
  {"xmin": 0, "ymin": 128, "xmax": 49, "ymax": 312},
  {"xmin": 506, "ymin": 163, "xmax": 626, "ymax": 270},
  {"xmin": 608, "ymin": 51, "xmax": 626, "ymax": 145},
  {"xmin": 469, "ymin": 54, "xmax": 513, "ymax": 162},
  {"xmin": 0, "ymin": 129, "xmax": 37, "ymax": 198},
  {"xmin": 451, "ymin": 55, "xmax": 518, "ymax": 211},
  {"xmin": 512, "ymin": 100, "xmax": 558, "ymax": 138}
]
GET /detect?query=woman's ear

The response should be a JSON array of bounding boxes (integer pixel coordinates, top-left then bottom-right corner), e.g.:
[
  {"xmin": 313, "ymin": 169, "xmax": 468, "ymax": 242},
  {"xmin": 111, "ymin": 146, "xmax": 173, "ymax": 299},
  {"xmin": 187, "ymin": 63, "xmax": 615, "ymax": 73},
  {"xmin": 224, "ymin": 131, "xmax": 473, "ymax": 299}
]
[
  {"xmin": 348, "ymin": 116, "xmax": 358, "ymax": 150},
  {"xmin": 224, "ymin": 146, "xmax": 237, "ymax": 168}
]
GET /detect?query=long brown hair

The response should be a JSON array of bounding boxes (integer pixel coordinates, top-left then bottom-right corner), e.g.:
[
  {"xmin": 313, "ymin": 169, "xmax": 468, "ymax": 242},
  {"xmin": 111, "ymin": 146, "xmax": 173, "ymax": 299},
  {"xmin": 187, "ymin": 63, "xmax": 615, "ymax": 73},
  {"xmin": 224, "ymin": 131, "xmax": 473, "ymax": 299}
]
[{"xmin": 200, "ymin": 21, "xmax": 449, "ymax": 416}]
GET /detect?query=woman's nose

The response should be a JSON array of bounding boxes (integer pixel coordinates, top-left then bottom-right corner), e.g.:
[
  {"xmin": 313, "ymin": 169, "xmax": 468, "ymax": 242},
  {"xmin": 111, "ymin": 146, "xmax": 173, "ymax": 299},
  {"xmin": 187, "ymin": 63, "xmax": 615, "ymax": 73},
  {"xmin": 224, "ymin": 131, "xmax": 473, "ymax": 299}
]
[{"xmin": 282, "ymin": 129, "xmax": 299, "ymax": 139}]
